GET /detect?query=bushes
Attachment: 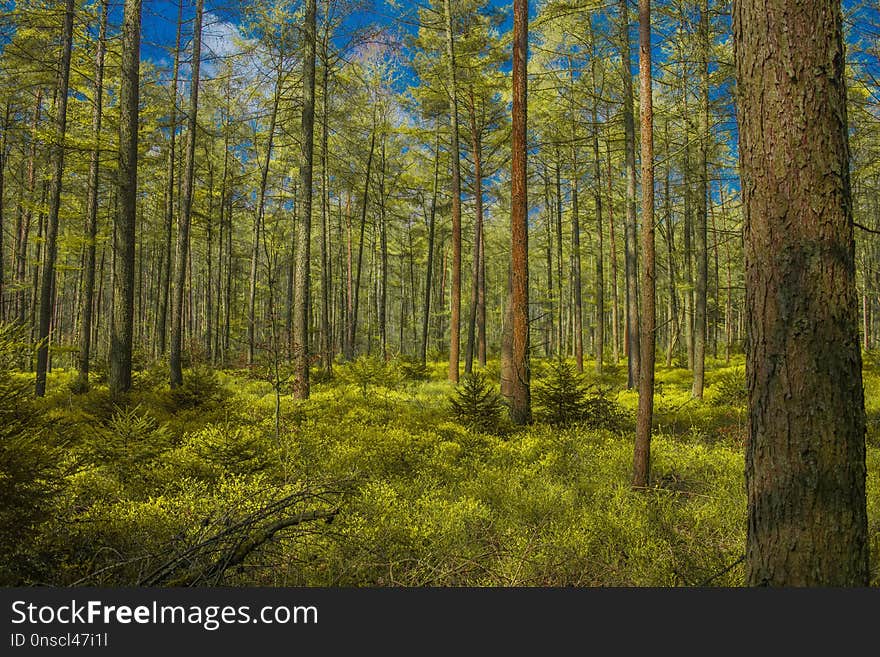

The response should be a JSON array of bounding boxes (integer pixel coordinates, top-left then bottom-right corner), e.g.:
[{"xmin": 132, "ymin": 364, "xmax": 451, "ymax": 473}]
[
  {"xmin": 710, "ymin": 366, "xmax": 747, "ymax": 407},
  {"xmin": 533, "ymin": 359, "xmax": 630, "ymax": 431},
  {"xmin": 449, "ymin": 372, "xmax": 507, "ymax": 434},
  {"xmin": 337, "ymin": 355, "xmax": 401, "ymax": 396},
  {"xmin": 167, "ymin": 364, "xmax": 229, "ymax": 410},
  {"xmin": 0, "ymin": 324, "xmax": 64, "ymax": 584}
]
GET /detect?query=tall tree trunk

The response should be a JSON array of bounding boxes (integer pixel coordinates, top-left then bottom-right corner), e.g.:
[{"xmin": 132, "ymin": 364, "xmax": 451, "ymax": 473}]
[
  {"xmin": 293, "ymin": 0, "xmax": 317, "ymax": 398},
  {"xmin": 349, "ymin": 126, "xmax": 376, "ymax": 357},
  {"xmin": 204, "ymin": 144, "xmax": 214, "ymax": 362},
  {"xmin": 543, "ymin": 171, "xmax": 554, "ymax": 357},
  {"xmin": 607, "ymin": 139, "xmax": 620, "ymax": 364},
  {"xmin": 508, "ymin": 0, "xmax": 530, "ymax": 425},
  {"xmin": 465, "ymin": 87, "xmax": 484, "ymax": 374},
  {"xmin": 35, "ymin": 0, "xmax": 75, "ymax": 397},
  {"xmin": 719, "ymin": 183, "xmax": 733, "ymax": 363},
  {"xmin": 591, "ymin": 56, "xmax": 604, "ymax": 375},
  {"xmin": 157, "ymin": 0, "xmax": 183, "ymax": 357},
  {"xmin": 17, "ymin": 91, "xmax": 42, "ymax": 335},
  {"xmin": 571, "ymin": 160, "xmax": 584, "ymax": 373},
  {"xmin": 420, "ymin": 124, "xmax": 440, "ymax": 367},
  {"xmin": 663, "ymin": 120, "xmax": 680, "ymax": 368},
  {"xmin": 735, "ymin": 0, "xmax": 868, "ymax": 586},
  {"xmin": 620, "ymin": 0, "xmax": 640, "ymax": 390},
  {"xmin": 444, "ymin": 0, "xmax": 463, "ymax": 383},
  {"xmin": 75, "ymin": 0, "xmax": 108, "ymax": 391},
  {"xmin": 568, "ymin": 62, "xmax": 584, "ymax": 373},
  {"xmin": 478, "ymin": 212, "xmax": 487, "ymax": 367},
  {"xmin": 555, "ymin": 152, "xmax": 565, "ymax": 357},
  {"xmin": 692, "ymin": 0, "xmax": 710, "ymax": 399},
  {"xmin": 170, "ymin": 0, "xmax": 203, "ymax": 389},
  {"xmin": 0, "ymin": 104, "xmax": 8, "ymax": 322},
  {"xmin": 633, "ymin": 0, "xmax": 655, "ymax": 489},
  {"xmin": 249, "ymin": 64, "xmax": 283, "ymax": 367},
  {"xmin": 319, "ymin": 17, "xmax": 332, "ymax": 372},
  {"xmin": 680, "ymin": 14, "xmax": 695, "ymax": 371},
  {"xmin": 345, "ymin": 193, "xmax": 354, "ymax": 358},
  {"xmin": 377, "ymin": 135, "xmax": 388, "ymax": 361}
]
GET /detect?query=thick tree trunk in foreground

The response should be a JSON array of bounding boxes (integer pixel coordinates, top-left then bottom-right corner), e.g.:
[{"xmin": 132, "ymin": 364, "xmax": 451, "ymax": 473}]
[
  {"xmin": 157, "ymin": 1, "xmax": 183, "ymax": 357},
  {"xmin": 465, "ymin": 88, "xmax": 484, "ymax": 375},
  {"xmin": 735, "ymin": 0, "xmax": 869, "ymax": 586},
  {"xmin": 620, "ymin": 0, "xmax": 640, "ymax": 390},
  {"xmin": 420, "ymin": 125, "xmax": 440, "ymax": 367},
  {"xmin": 293, "ymin": 0, "xmax": 317, "ymax": 399},
  {"xmin": 692, "ymin": 0, "xmax": 710, "ymax": 399},
  {"xmin": 633, "ymin": 0, "xmax": 655, "ymax": 489},
  {"xmin": 109, "ymin": 0, "xmax": 141, "ymax": 396},
  {"xmin": 592, "ymin": 67, "xmax": 604, "ymax": 375},
  {"xmin": 170, "ymin": 0, "xmax": 203, "ymax": 389},
  {"xmin": 444, "ymin": 0, "xmax": 462, "ymax": 383},
  {"xmin": 75, "ymin": 0, "xmax": 108, "ymax": 391},
  {"xmin": 508, "ymin": 0, "xmax": 530, "ymax": 425},
  {"xmin": 35, "ymin": 0, "xmax": 75, "ymax": 397}
]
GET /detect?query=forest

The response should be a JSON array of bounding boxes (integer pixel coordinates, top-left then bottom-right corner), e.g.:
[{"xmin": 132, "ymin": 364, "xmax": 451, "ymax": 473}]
[{"xmin": 0, "ymin": 0, "xmax": 876, "ymax": 587}]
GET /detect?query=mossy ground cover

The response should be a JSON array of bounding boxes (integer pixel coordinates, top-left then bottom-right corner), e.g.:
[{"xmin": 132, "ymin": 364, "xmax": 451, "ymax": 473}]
[{"xmin": 3, "ymin": 351, "xmax": 879, "ymax": 586}]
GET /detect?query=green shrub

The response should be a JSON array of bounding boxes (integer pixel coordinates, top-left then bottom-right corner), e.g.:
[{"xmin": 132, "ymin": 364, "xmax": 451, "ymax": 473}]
[
  {"xmin": 449, "ymin": 372, "xmax": 506, "ymax": 434},
  {"xmin": 399, "ymin": 357, "xmax": 430, "ymax": 381},
  {"xmin": 533, "ymin": 359, "xmax": 630, "ymax": 430},
  {"xmin": 167, "ymin": 364, "xmax": 228, "ymax": 410},
  {"xmin": 0, "ymin": 324, "xmax": 64, "ymax": 584},
  {"xmin": 337, "ymin": 355, "xmax": 401, "ymax": 396},
  {"xmin": 711, "ymin": 367, "xmax": 747, "ymax": 407}
]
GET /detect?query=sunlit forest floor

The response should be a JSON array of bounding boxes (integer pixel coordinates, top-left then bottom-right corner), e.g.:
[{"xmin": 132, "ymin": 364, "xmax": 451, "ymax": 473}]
[{"xmin": 3, "ymin": 347, "xmax": 880, "ymax": 586}]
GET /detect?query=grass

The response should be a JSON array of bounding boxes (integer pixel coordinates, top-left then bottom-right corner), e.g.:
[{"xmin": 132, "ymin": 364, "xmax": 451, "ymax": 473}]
[{"xmin": 1, "ymin": 352, "xmax": 878, "ymax": 586}]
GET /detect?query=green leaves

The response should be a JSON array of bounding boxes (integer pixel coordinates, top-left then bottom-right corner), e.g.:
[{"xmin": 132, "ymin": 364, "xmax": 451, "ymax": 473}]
[
  {"xmin": 533, "ymin": 358, "xmax": 629, "ymax": 430},
  {"xmin": 449, "ymin": 370, "xmax": 506, "ymax": 433}
]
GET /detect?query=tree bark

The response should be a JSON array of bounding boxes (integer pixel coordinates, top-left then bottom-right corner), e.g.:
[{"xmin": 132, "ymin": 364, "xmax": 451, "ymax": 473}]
[
  {"xmin": 620, "ymin": 0, "xmax": 640, "ymax": 390},
  {"xmin": 35, "ymin": 0, "xmax": 75, "ymax": 397},
  {"xmin": 735, "ymin": 0, "xmax": 869, "ymax": 586},
  {"xmin": 591, "ymin": 55, "xmax": 605, "ymax": 376},
  {"xmin": 444, "ymin": 0, "xmax": 463, "ymax": 383},
  {"xmin": 248, "ymin": 62, "xmax": 283, "ymax": 367},
  {"xmin": 607, "ymin": 139, "xmax": 620, "ymax": 364},
  {"xmin": 75, "ymin": 0, "xmax": 108, "ymax": 391},
  {"xmin": 508, "ymin": 0, "xmax": 530, "ymax": 425},
  {"xmin": 633, "ymin": 0, "xmax": 655, "ymax": 489},
  {"xmin": 0, "ymin": 104, "xmax": 8, "ymax": 322},
  {"xmin": 465, "ymin": 87, "xmax": 484, "ymax": 374},
  {"xmin": 420, "ymin": 124, "xmax": 440, "ymax": 367},
  {"xmin": 170, "ymin": 0, "xmax": 203, "ymax": 388},
  {"xmin": 157, "ymin": 0, "xmax": 183, "ymax": 357},
  {"xmin": 319, "ymin": 16, "xmax": 332, "ymax": 372},
  {"xmin": 349, "ymin": 126, "xmax": 375, "ymax": 358},
  {"xmin": 293, "ymin": 0, "xmax": 318, "ymax": 398},
  {"xmin": 692, "ymin": 0, "xmax": 710, "ymax": 399}
]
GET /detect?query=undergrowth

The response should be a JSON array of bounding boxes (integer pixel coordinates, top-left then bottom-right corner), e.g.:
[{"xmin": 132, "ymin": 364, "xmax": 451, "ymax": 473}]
[{"xmin": 1, "ymin": 348, "xmax": 878, "ymax": 587}]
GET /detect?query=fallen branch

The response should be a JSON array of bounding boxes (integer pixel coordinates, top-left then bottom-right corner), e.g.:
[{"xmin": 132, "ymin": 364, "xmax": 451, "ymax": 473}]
[
  {"xmin": 698, "ymin": 554, "xmax": 745, "ymax": 587},
  {"xmin": 168, "ymin": 508, "xmax": 340, "ymax": 587}
]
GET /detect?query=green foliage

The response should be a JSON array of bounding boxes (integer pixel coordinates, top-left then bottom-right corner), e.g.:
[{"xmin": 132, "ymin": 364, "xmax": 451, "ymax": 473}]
[
  {"xmin": 8, "ymin": 356, "xmax": 880, "ymax": 587},
  {"xmin": 449, "ymin": 372, "xmax": 506, "ymax": 434},
  {"xmin": 710, "ymin": 366, "xmax": 747, "ymax": 407},
  {"xmin": 0, "ymin": 324, "xmax": 64, "ymax": 584},
  {"xmin": 167, "ymin": 364, "xmax": 229, "ymax": 411},
  {"xmin": 398, "ymin": 356, "xmax": 430, "ymax": 381},
  {"xmin": 84, "ymin": 404, "xmax": 171, "ymax": 482},
  {"xmin": 533, "ymin": 359, "xmax": 630, "ymax": 431},
  {"xmin": 337, "ymin": 355, "xmax": 402, "ymax": 397},
  {"xmin": 163, "ymin": 424, "xmax": 274, "ymax": 481}
]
